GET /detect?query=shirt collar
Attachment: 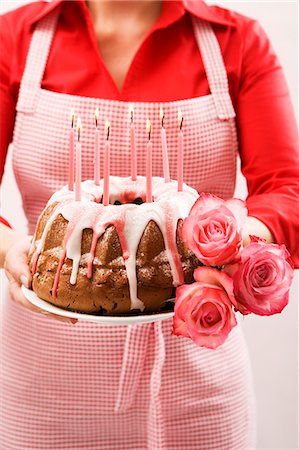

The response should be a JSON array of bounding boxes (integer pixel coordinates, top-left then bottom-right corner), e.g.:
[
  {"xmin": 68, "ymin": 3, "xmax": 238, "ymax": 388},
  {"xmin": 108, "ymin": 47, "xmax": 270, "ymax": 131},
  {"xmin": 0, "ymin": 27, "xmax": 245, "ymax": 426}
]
[
  {"xmin": 183, "ymin": 1, "xmax": 236, "ymax": 27},
  {"xmin": 29, "ymin": 0, "xmax": 236, "ymax": 29}
]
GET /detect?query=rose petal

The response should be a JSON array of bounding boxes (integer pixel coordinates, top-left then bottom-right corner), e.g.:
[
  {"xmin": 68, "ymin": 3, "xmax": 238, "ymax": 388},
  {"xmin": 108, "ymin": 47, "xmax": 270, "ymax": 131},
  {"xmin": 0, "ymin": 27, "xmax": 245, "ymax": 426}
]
[
  {"xmin": 190, "ymin": 307, "xmax": 237, "ymax": 350},
  {"xmin": 189, "ymin": 193, "xmax": 225, "ymax": 217},
  {"xmin": 194, "ymin": 267, "xmax": 237, "ymax": 308},
  {"xmin": 181, "ymin": 194, "xmax": 246, "ymax": 266},
  {"xmin": 225, "ymin": 198, "xmax": 248, "ymax": 232},
  {"xmin": 233, "ymin": 241, "xmax": 294, "ymax": 316}
]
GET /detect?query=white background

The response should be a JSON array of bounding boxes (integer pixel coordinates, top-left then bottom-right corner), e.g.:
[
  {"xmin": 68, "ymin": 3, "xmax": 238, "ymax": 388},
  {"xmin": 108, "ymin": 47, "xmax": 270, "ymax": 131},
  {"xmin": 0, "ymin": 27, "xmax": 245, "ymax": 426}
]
[{"xmin": 0, "ymin": 1, "xmax": 298, "ymax": 449}]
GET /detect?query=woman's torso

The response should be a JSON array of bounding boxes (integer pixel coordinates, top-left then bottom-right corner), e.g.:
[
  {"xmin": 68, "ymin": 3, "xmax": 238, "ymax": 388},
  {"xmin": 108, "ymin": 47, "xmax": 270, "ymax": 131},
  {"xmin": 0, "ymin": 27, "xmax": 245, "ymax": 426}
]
[
  {"xmin": 12, "ymin": 4, "xmax": 238, "ymax": 232},
  {"xmin": 0, "ymin": 5, "xmax": 256, "ymax": 450}
]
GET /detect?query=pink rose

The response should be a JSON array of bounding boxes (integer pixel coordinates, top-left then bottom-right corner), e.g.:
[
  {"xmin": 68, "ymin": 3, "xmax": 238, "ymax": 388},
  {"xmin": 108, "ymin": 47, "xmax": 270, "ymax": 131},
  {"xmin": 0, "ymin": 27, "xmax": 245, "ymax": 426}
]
[
  {"xmin": 181, "ymin": 193, "xmax": 247, "ymax": 266},
  {"xmin": 173, "ymin": 267, "xmax": 237, "ymax": 349},
  {"xmin": 232, "ymin": 237, "xmax": 294, "ymax": 316}
]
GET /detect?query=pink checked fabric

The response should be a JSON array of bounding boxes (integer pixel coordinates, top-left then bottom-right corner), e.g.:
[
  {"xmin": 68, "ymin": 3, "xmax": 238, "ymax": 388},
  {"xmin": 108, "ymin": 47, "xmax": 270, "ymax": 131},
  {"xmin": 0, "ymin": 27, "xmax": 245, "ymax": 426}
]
[{"xmin": 0, "ymin": 9, "xmax": 256, "ymax": 450}]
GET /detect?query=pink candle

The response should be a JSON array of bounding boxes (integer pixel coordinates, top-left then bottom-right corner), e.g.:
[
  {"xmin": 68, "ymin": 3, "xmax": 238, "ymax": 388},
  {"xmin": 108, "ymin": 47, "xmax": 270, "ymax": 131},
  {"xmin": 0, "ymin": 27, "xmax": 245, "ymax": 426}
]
[
  {"xmin": 75, "ymin": 117, "xmax": 82, "ymax": 201},
  {"xmin": 177, "ymin": 108, "xmax": 184, "ymax": 192},
  {"xmin": 160, "ymin": 107, "xmax": 170, "ymax": 183},
  {"xmin": 103, "ymin": 120, "xmax": 111, "ymax": 206},
  {"xmin": 129, "ymin": 104, "xmax": 137, "ymax": 181},
  {"xmin": 146, "ymin": 119, "xmax": 152, "ymax": 203},
  {"xmin": 94, "ymin": 107, "xmax": 100, "ymax": 186},
  {"xmin": 68, "ymin": 109, "xmax": 75, "ymax": 191}
]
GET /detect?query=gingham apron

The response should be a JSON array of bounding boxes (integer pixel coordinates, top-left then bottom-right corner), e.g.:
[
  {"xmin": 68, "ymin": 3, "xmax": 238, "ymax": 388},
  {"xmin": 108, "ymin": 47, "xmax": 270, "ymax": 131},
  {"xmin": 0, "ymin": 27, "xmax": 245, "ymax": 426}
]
[{"xmin": 0, "ymin": 8, "xmax": 256, "ymax": 450}]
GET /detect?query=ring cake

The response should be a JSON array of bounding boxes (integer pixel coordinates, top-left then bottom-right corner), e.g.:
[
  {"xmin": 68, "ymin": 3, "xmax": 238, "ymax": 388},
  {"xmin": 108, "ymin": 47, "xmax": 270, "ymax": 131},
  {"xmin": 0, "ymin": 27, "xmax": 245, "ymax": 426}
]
[{"xmin": 28, "ymin": 176, "xmax": 199, "ymax": 314}]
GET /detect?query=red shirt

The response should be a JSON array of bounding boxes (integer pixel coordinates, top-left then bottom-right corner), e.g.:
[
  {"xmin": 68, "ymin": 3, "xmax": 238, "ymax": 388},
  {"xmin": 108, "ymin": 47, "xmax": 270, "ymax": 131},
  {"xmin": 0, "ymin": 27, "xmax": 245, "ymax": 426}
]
[{"xmin": 1, "ymin": 0, "xmax": 299, "ymax": 266}]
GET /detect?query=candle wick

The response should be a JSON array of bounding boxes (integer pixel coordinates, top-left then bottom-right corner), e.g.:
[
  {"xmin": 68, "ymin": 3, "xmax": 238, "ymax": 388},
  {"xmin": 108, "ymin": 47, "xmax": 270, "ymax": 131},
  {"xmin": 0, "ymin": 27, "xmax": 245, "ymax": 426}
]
[
  {"xmin": 95, "ymin": 117, "xmax": 98, "ymax": 129},
  {"xmin": 78, "ymin": 128, "xmax": 80, "ymax": 142},
  {"xmin": 107, "ymin": 126, "xmax": 110, "ymax": 141},
  {"xmin": 131, "ymin": 111, "xmax": 134, "ymax": 124},
  {"xmin": 180, "ymin": 116, "xmax": 184, "ymax": 131},
  {"xmin": 161, "ymin": 115, "xmax": 165, "ymax": 128},
  {"xmin": 71, "ymin": 115, "xmax": 74, "ymax": 129},
  {"xmin": 146, "ymin": 119, "xmax": 151, "ymax": 141}
]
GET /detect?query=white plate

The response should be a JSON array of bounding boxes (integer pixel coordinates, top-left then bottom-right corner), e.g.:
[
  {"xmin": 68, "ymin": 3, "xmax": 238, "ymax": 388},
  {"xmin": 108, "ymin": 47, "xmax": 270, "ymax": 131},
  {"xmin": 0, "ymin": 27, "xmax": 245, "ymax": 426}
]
[{"xmin": 22, "ymin": 286, "xmax": 175, "ymax": 325}]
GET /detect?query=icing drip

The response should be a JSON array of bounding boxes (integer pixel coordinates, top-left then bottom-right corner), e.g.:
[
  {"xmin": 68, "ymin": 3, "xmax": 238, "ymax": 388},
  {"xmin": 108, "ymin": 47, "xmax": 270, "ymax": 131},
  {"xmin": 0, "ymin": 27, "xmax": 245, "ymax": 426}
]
[
  {"xmin": 52, "ymin": 206, "xmax": 89, "ymax": 297},
  {"xmin": 163, "ymin": 204, "xmax": 184, "ymax": 286},
  {"xmin": 123, "ymin": 203, "xmax": 165, "ymax": 311},
  {"xmin": 52, "ymin": 249, "xmax": 66, "ymax": 298},
  {"xmin": 31, "ymin": 199, "xmax": 72, "ymax": 277},
  {"xmin": 31, "ymin": 247, "xmax": 40, "ymax": 276},
  {"xmin": 87, "ymin": 232, "xmax": 99, "ymax": 279},
  {"xmin": 34, "ymin": 176, "xmax": 199, "ymax": 311},
  {"xmin": 87, "ymin": 207, "xmax": 128, "ymax": 279},
  {"xmin": 65, "ymin": 206, "xmax": 96, "ymax": 284}
]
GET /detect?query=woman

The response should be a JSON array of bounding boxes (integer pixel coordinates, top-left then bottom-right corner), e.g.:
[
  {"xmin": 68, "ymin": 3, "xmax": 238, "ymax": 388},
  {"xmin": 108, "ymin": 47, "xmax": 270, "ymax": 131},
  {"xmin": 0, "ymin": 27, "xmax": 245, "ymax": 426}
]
[{"xmin": 0, "ymin": 1, "xmax": 298, "ymax": 449}]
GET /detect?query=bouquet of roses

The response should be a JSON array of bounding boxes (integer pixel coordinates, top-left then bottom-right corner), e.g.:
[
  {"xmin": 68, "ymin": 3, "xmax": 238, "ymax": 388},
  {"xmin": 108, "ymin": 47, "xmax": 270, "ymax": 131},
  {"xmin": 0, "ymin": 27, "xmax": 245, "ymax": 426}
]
[{"xmin": 172, "ymin": 194, "xmax": 294, "ymax": 349}]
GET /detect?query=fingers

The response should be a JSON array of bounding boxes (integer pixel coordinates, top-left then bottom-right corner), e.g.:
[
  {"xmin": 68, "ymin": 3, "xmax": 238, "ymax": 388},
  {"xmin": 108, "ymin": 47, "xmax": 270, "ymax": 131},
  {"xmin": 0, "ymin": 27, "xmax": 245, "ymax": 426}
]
[
  {"xmin": 4, "ymin": 235, "xmax": 78, "ymax": 324},
  {"xmin": 4, "ymin": 235, "xmax": 33, "ymax": 288}
]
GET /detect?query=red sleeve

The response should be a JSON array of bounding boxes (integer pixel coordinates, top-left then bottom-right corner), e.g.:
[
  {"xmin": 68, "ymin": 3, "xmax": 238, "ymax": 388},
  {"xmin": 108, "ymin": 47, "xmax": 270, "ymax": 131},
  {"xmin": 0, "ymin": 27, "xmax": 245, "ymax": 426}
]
[
  {"xmin": 237, "ymin": 19, "xmax": 299, "ymax": 267},
  {"xmin": 0, "ymin": 13, "xmax": 17, "ymax": 228}
]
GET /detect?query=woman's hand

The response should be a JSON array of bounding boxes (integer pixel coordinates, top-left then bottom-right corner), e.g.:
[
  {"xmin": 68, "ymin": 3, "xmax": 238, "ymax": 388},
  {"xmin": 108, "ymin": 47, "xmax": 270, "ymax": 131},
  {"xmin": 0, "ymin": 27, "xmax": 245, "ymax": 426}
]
[
  {"xmin": 3, "ymin": 230, "xmax": 77, "ymax": 324},
  {"xmin": 242, "ymin": 216, "xmax": 275, "ymax": 247}
]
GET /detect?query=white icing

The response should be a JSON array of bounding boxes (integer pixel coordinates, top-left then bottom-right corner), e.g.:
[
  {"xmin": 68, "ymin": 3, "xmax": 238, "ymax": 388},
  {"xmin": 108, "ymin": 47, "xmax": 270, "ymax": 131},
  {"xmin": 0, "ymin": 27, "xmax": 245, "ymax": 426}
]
[
  {"xmin": 62, "ymin": 204, "xmax": 99, "ymax": 284},
  {"xmin": 48, "ymin": 176, "xmax": 197, "ymax": 206},
  {"xmin": 124, "ymin": 203, "xmax": 165, "ymax": 311},
  {"xmin": 34, "ymin": 176, "xmax": 199, "ymax": 311}
]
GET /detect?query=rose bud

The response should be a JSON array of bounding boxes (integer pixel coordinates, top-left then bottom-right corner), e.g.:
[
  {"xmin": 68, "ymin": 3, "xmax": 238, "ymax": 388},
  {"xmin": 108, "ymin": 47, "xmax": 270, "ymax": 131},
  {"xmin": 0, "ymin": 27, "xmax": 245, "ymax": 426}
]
[
  {"xmin": 181, "ymin": 193, "xmax": 247, "ymax": 267},
  {"xmin": 232, "ymin": 237, "xmax": 294, "ymax": 316},
  {"xmin": 173, "ymin": 267, "xmax": 237, "ymax": 349}
]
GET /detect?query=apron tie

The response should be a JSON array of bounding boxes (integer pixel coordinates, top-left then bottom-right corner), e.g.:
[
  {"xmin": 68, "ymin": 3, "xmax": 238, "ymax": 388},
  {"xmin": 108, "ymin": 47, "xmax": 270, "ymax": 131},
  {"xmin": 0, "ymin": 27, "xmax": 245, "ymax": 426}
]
[
  {"xmin": 114, "ymin": 319, "xmax": 166, "ymax": 443},
  {"xmin": 115, "ymin": 322, "xmax": 152, "ymax": 413},
  {"xmin": 147, "ymin": 321, "xmax": 166, "ymax": 450}
]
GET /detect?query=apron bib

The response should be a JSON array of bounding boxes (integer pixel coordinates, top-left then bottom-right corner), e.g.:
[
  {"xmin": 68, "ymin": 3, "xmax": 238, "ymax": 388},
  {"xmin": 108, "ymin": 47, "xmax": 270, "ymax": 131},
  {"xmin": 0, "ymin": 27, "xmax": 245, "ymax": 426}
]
[{"xmin": 1, "ymin": 8, "xmax": 255, "ymax": 450}]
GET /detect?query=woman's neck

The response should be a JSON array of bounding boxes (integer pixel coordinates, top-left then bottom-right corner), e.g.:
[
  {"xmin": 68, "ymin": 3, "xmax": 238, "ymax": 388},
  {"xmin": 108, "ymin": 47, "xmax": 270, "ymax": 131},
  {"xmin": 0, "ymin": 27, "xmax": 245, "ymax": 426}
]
[
  {"xmin": 86, "ymin": 0, "xmax": 163, "ymax": 91},
  {"xmin": 87, "ymin": 1, "xmax": 162, "ymax": 35}
]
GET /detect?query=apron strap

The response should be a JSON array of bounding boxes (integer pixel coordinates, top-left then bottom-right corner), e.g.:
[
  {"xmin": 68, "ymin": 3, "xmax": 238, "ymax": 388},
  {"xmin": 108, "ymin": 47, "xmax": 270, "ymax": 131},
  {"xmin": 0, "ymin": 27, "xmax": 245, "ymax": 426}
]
[
  {"xmin": 16, "ymin": 6, "xmax": 61, "ymax": 114},
  {"xmin": 16, "ymin": 6, "xmax": 234, "ymax": 120},
  {"xmin": 191, "ymin": 17, "xmax": 236, "ymax": 120}
]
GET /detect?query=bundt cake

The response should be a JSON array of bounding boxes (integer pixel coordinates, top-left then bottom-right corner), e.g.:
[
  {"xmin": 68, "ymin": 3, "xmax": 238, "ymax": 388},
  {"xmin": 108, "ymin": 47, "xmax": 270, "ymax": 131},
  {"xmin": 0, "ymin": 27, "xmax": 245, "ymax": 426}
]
[{"xmin": 28, "ymin": 176, "xmax": 200, "ymax": 314}]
